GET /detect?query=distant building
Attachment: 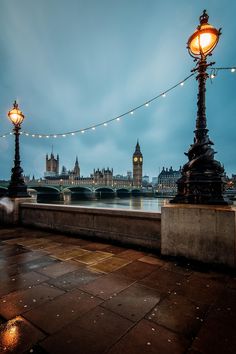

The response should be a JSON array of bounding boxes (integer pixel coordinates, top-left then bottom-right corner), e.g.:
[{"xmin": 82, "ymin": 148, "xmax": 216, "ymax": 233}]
[
  {"xmin": 152, "ymin": 177, "xmax": 158, "ymax": 186},
  {"xmin": 45, "ymin": 150, "xmax": 59, "ymax": 177},
  {"xmin": 157, "ymin": 167, "xmax": 181, "ymax": 194},
  {"xmin": 133, "ymin": 140, "xmax": 143, "ymax": 187},
  {"xmin": 73, "ymin": 156, "xmax": 80, "ymax": 177},
  {"xmin": 43, "ymin": 142, "xmax": 141, "ymax": 188}
]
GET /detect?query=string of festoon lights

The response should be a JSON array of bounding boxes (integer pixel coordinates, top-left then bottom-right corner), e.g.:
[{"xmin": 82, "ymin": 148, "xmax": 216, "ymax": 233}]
[{"xmin": 0, "ymin": 66, "xmax": 235, "ymax": 139}]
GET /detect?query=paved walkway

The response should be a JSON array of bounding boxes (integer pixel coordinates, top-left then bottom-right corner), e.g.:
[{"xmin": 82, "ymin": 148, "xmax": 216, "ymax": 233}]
[{"xmin": 0, "ymin": 227, "xmax": 235, "ymax": 354}]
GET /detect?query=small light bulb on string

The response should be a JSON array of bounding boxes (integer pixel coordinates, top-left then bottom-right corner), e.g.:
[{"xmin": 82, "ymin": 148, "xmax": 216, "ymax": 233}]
[
  {"xmin": 104, "ymin": 123, "xmax": 107, "ymax": 126},
  {"xmin": 25, "ymin": 133, "xmax": 29, "ymax": 136},
  {"xmin": 92, "ymin": 127, "xmax": 96, "ymax": 130},
  {"xmin": 71, "ymin": 132, "xmax": 75, "ymax": 136},
  {"xmin": 39, "ymin": 135, "xmax": 42, "ymax": 138},
  {"xmin": 32, "ymin": 134, "xmax": 35, "ymax": 138},
  {"xmin": 145, "ymin": 103, "xmax": 149, "ymax": 107},
  {"xmin": 180, "ymin": 82, "xmax": 184, "ymax": 86},
  {"xmin": 46, "ymin": 135, "xmax": 49, "ymax": 138},
  {"xmin": 116, "ymin": 118, "xmax": 120, "ymax": 121},
  {"xmin": 53, "ymin": 135, "xmax": 57, "ymax": 138},
  {"xmin": 162, "ymin": 93, "xmax": 166, "ymax": 98},
  {"xmin": 81, "ymin": 130, "xmax": 85, "ymax": 134},
  {"xmin": 130, "ymin": 111, "xmax": 134, "ymax": 115},
  {"xmin": 62, "ymin": 134, "xmax": 66, "ymax": 137},
  {"xmin": 210, "ymin": 73, "xmax": 216, "ymax": 79},
  {"xmin": 231, "ymin": 68, "xmax": 236, "ymax": 73}
]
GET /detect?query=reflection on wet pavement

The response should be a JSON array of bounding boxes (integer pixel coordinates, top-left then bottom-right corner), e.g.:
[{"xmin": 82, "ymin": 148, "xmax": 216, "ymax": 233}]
[{"xmin": 0, "ymin": 226, "xmax": 236, "ymax": 354}]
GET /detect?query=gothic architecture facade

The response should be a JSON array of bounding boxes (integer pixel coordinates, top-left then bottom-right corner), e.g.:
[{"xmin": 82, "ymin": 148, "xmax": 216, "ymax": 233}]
[
  {"xmin": 43, "ymin": 141, "xmax": 142, "ymax": 188},
  {"xmin": 157, "ymin": 167, "xmax": 181, "ymax": 194},
  {"xmin": 132, "ymin": 140, "xmax": 143, "ymax": 187},
  {"xmin": 45, "ymin": 152, "xmax": 59, "ymax": 177}
]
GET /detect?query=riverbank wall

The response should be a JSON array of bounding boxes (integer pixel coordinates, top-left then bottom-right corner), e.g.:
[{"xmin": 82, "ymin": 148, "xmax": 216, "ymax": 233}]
[{"xmin": 19, "ymin": 203, "xmax": 161, "ymax": 250}]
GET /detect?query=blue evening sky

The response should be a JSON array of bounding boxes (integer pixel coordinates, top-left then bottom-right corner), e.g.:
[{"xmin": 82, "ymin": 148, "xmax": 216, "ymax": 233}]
[{"xmin": 0, "ymin": 0, "xmax": 235, "ymax": 179}]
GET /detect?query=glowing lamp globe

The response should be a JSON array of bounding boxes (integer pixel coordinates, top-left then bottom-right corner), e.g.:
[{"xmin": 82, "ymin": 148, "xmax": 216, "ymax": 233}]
[
  {"xmin": 8, "ymin": 101, "xmax": 25, "ymax": 126},
  {"xmin": 187, "ymin": 10, "xmax": 221, "ymax": 58}
]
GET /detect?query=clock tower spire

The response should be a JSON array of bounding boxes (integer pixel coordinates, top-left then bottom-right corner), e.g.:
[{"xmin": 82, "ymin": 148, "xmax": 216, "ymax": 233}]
[{"xmin": 133, "ymin": 140, "xmax": 143, "ymax": 187}]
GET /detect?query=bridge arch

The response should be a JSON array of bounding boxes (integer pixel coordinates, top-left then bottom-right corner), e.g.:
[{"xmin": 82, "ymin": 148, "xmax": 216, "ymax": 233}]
[
  {"xmin": 31, "ymin": 186, "xmax": 60, "ymax": 202},
  {"xmin": 95, "ymin": 187, "xmax": 115, "ymax": 199},
  {"xmin": 117, "ymin": 188, "xmax": 131, "ymax": 198},
  {"xmin": 131, "ymin": 188, "xmax": 142, "ymax": 197},
  {"xmin": 65, "ymin": 186, "xmax": 93, "ymax": 200}
]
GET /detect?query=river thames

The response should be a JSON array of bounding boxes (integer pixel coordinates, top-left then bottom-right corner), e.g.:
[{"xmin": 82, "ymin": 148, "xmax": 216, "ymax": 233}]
[{"xmin": 42, "ymin": 197, "xmax": 171, "ymax": 212}]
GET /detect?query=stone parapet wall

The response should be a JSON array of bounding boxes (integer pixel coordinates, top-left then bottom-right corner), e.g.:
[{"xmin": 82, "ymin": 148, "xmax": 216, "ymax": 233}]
[
  {"xmin": 161, "ymin": 204, "xmax": 236, "ymax": 268},
  {"xmin": 20, "ymin": 203, "xmax": 161, "ymax": 250}
]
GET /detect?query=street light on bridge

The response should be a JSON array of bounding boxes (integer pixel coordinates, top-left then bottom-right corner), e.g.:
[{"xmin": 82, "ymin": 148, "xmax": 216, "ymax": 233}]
[
  {"xmin": 171, "ymin": 10, "xmax": 227, "ymax": 205},
  {"xmin": 7, "ymin": 101, "xmax": 29, "ymax": 198}
]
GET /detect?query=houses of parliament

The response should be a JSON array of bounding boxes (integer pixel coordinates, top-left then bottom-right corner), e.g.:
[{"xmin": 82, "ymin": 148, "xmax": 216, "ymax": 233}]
[{"xmin": 44, "ymin": 141, "xmax": 143, "ymax": 188}]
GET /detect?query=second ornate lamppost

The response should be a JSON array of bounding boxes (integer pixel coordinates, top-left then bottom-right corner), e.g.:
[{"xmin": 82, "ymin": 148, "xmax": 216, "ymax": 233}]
[
  {"xmin": 171, "ymin": 10, "xmax": 227, "ymax": 205},
  {"xmin": 8, "ymin": 101, "xmax": 30, "ymax": 198}
]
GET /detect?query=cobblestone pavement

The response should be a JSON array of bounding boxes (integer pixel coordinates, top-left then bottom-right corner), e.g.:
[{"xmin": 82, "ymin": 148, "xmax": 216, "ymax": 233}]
[{"xmin": 0, "ymin": 227, "xmax": 236, "ymax": 354}]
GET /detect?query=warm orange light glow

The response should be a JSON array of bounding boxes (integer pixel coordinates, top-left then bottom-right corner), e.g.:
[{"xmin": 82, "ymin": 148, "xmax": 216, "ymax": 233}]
[
  {"xmin": 2, "ymin": 320, "xmax": 20, "ymax": 351},
  {"xmin": 187, "ymin": 13, "xmax": 220, "ymax": 58},
  {"xmin": 8, "ymin": 101, "xmax": 25, "ymax": 126}
]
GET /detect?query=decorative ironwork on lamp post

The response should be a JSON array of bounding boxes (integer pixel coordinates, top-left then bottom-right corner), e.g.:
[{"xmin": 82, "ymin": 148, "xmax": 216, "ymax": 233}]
[
  {"xmin": 8, "ymin": 101, "xmax": 30, "ymax": 198},
  {"xmin": 171, "ymin": 10, "xmax": 228, "ymax": 205}
]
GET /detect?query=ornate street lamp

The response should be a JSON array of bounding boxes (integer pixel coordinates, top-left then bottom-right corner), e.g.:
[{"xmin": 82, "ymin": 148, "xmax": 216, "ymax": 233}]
[
  {"xmin": 171, "ymin": 10, "xmax": 227, "ymax": 204},
  {"xmin": 8, "ymin": 101, "xmax": 30, "ymax": 198}
]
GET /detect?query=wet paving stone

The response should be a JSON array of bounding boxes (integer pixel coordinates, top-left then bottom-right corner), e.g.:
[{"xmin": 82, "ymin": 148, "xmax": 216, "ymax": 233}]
[
  {"xmin": 147, "ymin": 293, "xmax": 208, "ymax": 339},
  {"xmin": 83, "ymin": 242, "xmax": 110, "ymax": 251},
  {"xmin": 139, "ymin": 255, "xmax": 165, "ymax": 266},
  {"xmin": 18, "ymin": 256, "xmax": 60, "ymax": 273},
  {"xmin": 118, "ymin": 249, "xmax": 145, "ymax": 261},
  {"xmin": 0, "ymin": 245, "xmax": 29, "ymax": 259},
  {"xmin": 106, "ymin": 319, "xmax": 190, "ymax": 354},
  {"xmin": 36, "ymin": 261, "xmax": 79, "ymax": 278},
  {"xmin": 74, "ymin": 250, "xmax": 113, "ymax": 265},
  {"xmin": 80, "ymin": 273, "xmax": 135, "ymax": 300},
  {"xmin": 1, "ymin": 256, "xmax": 57, "ymax": 280},
  {"xmin": 90, "ymin": 256, "xmax": 131, "ymax": 273},
  {"xmin": 24, "ymin": 344, "xmax": 49, "ymax": 354},
  {"xmin": 49, "ymin": 247, "xmax": 90, "ymax": 261},
  {"xmin": 177, "ymin": 273, "xmax": 225, "ymax": 305},
  {"xmin": 34, "ymin": 243, "xmax": 64, "ymax": 252},
  {"xmin": 47, "ymin": 267, "xmax": 102, "ymax": 291},
  {"xmin": 16, "ymin": 239, "xmax": 51, "ymax": 248},
  {"xmin": 103, "ymin": 283, "xmax": 161, "ymax": 322},
  {"xmin": 41, "ymin": 306, "xmax": 133, "ymax": 354},
  {"xmin": 139, "ymin": 268, "xmax": 185, "ymax": 295},
  {"xmin": 0, "ymin": 271, "xmax": 49, "ymax": 297},
  {"xmin": 1, "ymin": 227, "xmax": 236, "ymax": 354},
  {"xmin": 114, "ymin": 260, "xmax": 157, "ymax": 280},
  {"xmin": 24, "ymin": 288, "xmax": 103, "ymax": 334},
  {"xmin": 0, "ymin": 316, "xmax": 45, "ymax": 354},
  {"xmin": 162, "ymin": 261, "xmax": 193, "ymax": 276},
  {"xmin": 191, "ymin": 312, "xmax": 236, "ymax": 354},
  {"xmin": 0, "ymin": 284, "xmax": 65, "ymax": 320},
  {"xmin": 0, "ymin": 250, "xmax": 47, "ymax": 268},
  {"xmin": 98, "ymin": 245, "xmax": 126, "ymax": 255}
]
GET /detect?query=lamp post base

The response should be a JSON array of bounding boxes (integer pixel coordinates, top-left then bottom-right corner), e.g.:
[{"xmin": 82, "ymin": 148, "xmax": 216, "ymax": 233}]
[
  {"xmin": 171, "ymin": 171, "xmax": 228, "ymax": 205},
  {"xmin": 8, "ymin": 184, "xmax": 30, "ymax": 198}
]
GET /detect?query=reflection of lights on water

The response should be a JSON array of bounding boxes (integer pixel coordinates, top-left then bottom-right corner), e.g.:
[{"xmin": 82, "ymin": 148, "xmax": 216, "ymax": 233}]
[{"xmin": 2, "ymin": 318, "xmax": 21, "ymax": 350}]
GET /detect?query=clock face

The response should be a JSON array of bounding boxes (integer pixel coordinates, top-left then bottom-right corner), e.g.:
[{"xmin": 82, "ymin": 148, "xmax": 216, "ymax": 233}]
[
  {"xmin": 139, "ymin": 157, "xmax": 143, "ymax": 162},
  {"xmin": 133, "ymin": 157, "xmax": 138, "ymax": 162}
]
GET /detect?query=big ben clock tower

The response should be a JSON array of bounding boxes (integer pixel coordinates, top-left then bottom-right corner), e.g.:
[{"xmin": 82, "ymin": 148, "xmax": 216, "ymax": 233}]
[{"xmin": 133, "ymin": 140, "xmax": 143, "ymax": 187}]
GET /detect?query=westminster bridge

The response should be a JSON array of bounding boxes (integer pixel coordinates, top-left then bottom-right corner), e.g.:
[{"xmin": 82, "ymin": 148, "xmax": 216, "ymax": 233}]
[{"xmin": 0, "ymin": 180, "xmax": 150, "ymax": 201}]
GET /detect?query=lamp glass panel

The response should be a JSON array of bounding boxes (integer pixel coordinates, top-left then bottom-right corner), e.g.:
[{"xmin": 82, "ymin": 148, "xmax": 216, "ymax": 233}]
[
  {"xmin": 8, "ymin": 109, "xmax": 24, "ymax": 125},
  {"xmin": 188, "ymin": 24, "xmax": 219, "ymax": 57}
]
